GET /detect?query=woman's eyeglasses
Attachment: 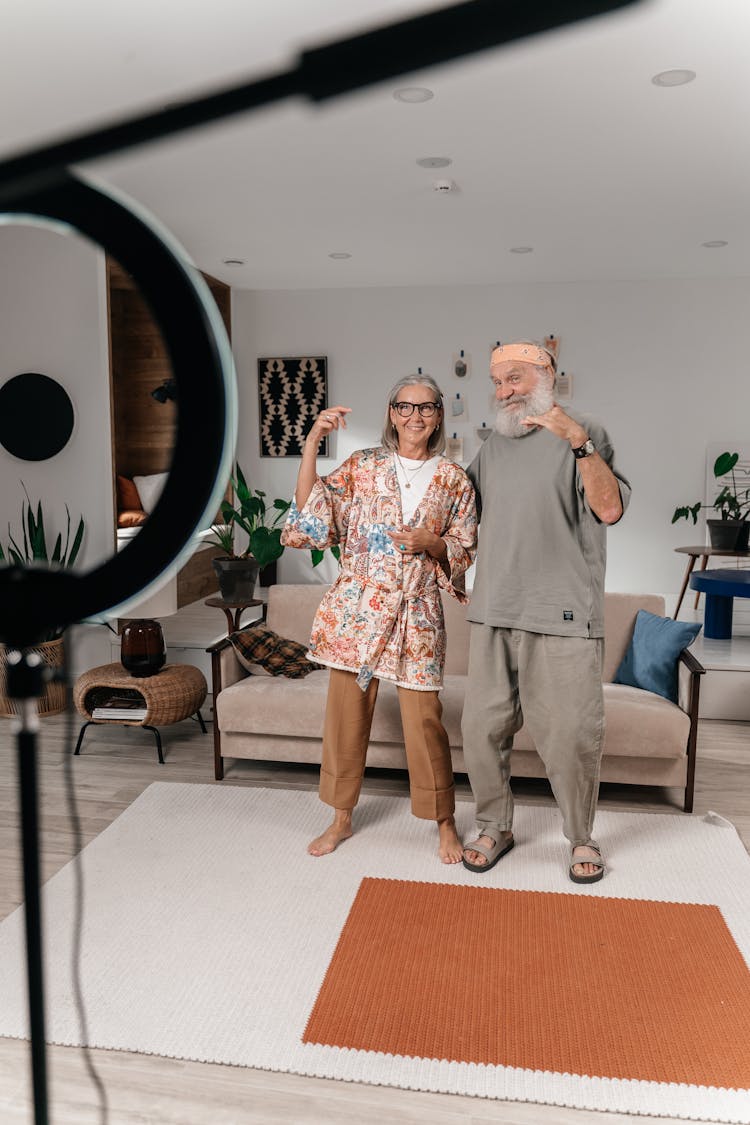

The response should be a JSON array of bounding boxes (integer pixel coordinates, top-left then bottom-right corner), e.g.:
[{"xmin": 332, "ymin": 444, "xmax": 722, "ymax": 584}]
[{"xmin": 392, "ymin": 401, "xmax": 441, "ymax": 418}]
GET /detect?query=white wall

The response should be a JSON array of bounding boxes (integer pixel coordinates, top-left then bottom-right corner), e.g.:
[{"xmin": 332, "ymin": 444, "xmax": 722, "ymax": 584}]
[
  {"xmin": 3, "ymin": 224, "xmax": 749, "ymax": 668},
  {"xmin": 232, "ymin": 277, "xmax": 750, "ymax": 599},
  {"xmin": 0, "ymin": 222, "xmax": 114, "ymax": 670}
]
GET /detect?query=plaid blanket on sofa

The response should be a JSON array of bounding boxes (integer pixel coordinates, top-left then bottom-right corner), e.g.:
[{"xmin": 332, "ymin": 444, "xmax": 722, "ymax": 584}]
[{"xmin": 229, "ymin": 625, "xmax": 322, "ymax": 678}]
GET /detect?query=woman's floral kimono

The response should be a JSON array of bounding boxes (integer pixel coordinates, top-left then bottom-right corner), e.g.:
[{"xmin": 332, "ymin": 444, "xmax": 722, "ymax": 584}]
[{"xmin": 281, "ymin": 447, "xmax": 477, "ymax": 691}]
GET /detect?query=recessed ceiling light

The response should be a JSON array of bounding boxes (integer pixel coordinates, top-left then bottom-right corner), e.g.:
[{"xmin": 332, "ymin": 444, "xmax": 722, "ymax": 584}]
[
  {"xmin": 222, "ymin": 258, "xmax": 245, "ymax": 266},
  {"xmin": 328, "ymin": 252, "xmax": 352, "ymax": 260},
  {"xmin": 701, "ymin": 240, "xmax": 728, "ymax": 248},
  {"xmin": 509, "ymin": 246, "xmax": 533, "ymax": 254},
  {"xmin": 393, "ymin": 87, "xmax": 434, "ymax": 103},
  {"xmin": 651, "ymin": 69, "xmax": 696, "ymax": 87},
  {"xmin": 416, "ymin": 156, "xmax": 452, "ymax": 168}
]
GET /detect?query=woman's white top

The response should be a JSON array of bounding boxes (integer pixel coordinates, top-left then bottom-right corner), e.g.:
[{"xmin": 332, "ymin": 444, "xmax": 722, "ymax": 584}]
[{"xmin": 394, "ymin": 453, "xmax": 440, "ymax": 523}]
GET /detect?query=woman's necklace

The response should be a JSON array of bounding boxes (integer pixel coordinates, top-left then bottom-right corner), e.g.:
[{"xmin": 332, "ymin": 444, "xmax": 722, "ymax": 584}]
[{"xmin": 395, "ymin": 451, "xmax": 430, "ymax": 489}]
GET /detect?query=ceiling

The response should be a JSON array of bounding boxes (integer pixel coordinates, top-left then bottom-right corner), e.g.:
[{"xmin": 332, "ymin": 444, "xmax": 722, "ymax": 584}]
[{"xmin": 2, "ymin": 0, "xmax": 748, "ymax": 289}]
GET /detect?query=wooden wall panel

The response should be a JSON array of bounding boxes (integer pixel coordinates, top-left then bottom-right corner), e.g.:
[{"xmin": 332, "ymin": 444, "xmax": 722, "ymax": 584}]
[
  {"xmin": 108, "ymin": 259, "xmax": 232, "ymax": 479},
  {"xmin": 176, "ymin": 546, "xmax": 219, "ymax": 608},
  {"xmin": 108, "ymin": 259, "xmax": 232, "ymax": 600}
]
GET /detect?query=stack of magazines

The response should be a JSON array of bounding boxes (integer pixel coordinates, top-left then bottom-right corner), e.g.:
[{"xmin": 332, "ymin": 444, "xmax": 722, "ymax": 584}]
[{"xmin": 91, "ymin": 695, "xmax": 147, "ymax": 721}]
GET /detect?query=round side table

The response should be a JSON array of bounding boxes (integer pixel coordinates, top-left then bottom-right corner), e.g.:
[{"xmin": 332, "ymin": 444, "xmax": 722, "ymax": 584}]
[
  {"xmin": 688, "ymin": 568, "xmax": 750, "ymax": 640},
  {"xmin": 73, "ymin": 662, "xmax": 207, "ymax": 763},
  {"xmin": 204, "ymin": 596, "xmax": 265, "ymax": 635},
  {"xmin": 673, "ymin": 545, "xmax": 750, "ymax": 618}
]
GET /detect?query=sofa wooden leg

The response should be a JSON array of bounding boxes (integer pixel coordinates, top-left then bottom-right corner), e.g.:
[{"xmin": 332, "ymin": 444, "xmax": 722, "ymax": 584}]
[{"xmin": 212, "ymin": 723, "xmax": 224, "ymax": 780}]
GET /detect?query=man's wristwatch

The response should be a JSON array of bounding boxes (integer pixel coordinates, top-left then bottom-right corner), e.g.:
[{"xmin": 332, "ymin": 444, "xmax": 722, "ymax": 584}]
[{"xmin": 572, "ymin": 438, "xmax": 596, "ymax": 459}]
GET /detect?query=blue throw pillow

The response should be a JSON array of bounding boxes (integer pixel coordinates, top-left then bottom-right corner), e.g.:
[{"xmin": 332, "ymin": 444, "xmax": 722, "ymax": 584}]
[{"xmin": 614, "ymin": 610, "xmax": 701, "ymax": 703}]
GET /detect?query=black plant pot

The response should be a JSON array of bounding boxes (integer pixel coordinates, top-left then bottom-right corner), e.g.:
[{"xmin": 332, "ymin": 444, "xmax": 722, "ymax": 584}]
[
  {"xmin": 258, "ymin": 560, "xmax": 278, "ymax": 588},
  {"xmin": 212, "ymin": 557, "xmax": 260, "ymax": 601},
  {"xmin": 707, "ymin": 518, "xmax": 747, "ymax": 551}
]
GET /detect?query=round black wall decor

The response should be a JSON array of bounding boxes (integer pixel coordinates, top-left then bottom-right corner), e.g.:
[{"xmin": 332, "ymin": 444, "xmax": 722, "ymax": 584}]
[{"xmin": 0, "ymin": 372, "xmax": 75, "ymax": 460}]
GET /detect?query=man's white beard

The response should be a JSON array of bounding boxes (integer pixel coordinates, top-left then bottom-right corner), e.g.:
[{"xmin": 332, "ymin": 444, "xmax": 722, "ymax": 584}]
[{"xmin": 493, "ymin": 381, "xmax": 556, "ymax": 438}]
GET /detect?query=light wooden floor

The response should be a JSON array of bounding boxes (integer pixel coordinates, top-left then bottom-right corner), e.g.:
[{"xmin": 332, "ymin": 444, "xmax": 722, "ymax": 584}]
[{"xmin": 0, "ymin": 710, "xmax": 747, "ymax": 1124}]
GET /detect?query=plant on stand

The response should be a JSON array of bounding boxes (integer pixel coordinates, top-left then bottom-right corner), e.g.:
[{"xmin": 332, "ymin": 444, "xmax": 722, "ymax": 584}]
[
  {"xmin": 208, "ymin": 464, "xmax": 291, "ymax": 600},
  {"xmin": 0, "ymin": 486, "xmax": 85, "ymax": 716},
  {"xmin": 672, "ymin": 451, "xmax": 750, "ymax": 551}
]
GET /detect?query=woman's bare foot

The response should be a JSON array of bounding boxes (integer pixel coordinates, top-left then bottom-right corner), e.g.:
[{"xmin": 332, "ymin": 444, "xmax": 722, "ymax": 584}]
[
  {"xmin": 438, "ymin": 816, "xmax": 463, "ymax": 864},
  {"xmin": 308, "ymin": 811, "xmax": 353, "ymax": 856},
  {"xmin": 463, "ymin": 831, "xmax": 514, "ymax": 868}
]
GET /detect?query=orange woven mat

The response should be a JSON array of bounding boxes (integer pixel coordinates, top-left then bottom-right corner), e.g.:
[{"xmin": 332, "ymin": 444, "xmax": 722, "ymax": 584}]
[{"xmin": 304, "ymin": 878, "xmax": 750, "ymax": 1087}]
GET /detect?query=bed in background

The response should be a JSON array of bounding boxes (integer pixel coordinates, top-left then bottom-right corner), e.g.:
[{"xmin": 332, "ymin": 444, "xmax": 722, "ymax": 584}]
[{"xmin": 116, "ymin": 473, "xmax": 219, "ymax": 611}]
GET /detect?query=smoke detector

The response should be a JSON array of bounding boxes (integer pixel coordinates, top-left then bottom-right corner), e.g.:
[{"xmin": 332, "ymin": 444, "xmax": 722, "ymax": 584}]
[{"xmin": 433, "ymin": 179, "xmax": 456, "ymax": 193}]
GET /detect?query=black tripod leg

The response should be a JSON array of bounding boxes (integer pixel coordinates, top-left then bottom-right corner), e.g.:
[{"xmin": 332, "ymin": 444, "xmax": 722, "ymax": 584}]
[
  {"xmin": 73, "ymin": 721, "xmax": 92, "ymax": 755},
  {"xmin": 196, "ymin": 709, "xmax": 207, "ymax": 734},
  {"xmin": 143, "ymin": 725, "xmax": 164, "ymax": 764},
  {"xmin": 17, "ymin": 725, "xmax": 49, "ymax": 1125}
]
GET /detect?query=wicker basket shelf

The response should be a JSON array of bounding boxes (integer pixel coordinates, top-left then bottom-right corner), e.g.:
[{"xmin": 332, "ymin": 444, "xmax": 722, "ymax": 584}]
[{"xmin": 74, "ymin": 663, "xmax": 207, "ymax": 728}]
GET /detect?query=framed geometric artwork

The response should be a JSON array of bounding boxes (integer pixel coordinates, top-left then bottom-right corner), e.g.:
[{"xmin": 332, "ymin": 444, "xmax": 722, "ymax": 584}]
[{"xmin": 258, "ymin": 356, "xmax": 328, "ymax": 457}]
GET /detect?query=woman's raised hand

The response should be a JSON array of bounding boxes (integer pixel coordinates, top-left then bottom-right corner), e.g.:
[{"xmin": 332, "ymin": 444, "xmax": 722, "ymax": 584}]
[{"xmin": 309, "ymin": 406, "xmax": 351, "ymax": 441}]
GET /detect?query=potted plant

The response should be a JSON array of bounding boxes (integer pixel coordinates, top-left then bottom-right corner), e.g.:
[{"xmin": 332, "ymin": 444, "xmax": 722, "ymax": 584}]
[
  {"xmin": 207, "ymin": 464, "xmax": 291, "ymax": 600},
  {"xmin": 0, "ymin": 487, "xmax": 85, "ymax": 716},
  {"xmin": 672, "ymin": 451, "xmax": 750, "ymax": 551}
]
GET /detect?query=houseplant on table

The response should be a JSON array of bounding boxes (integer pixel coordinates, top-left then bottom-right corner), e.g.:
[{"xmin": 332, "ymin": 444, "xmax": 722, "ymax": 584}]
[
  {"xmin": 208, "ymin": 463, "xmax": 291, "ymax": 600},
  {"xmin": 672, "ymin": 451, "xmax": 750, "ymax": 551},
  {"xmin": 0, "ymin": 487, "xmax": 85, "ymax": 716}
]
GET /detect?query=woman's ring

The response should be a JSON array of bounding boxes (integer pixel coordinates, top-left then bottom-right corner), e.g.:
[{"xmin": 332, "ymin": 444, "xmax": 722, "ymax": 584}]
[{"xmin": 400, "ymin": 544, "xmax": 406, "ymax": 552}]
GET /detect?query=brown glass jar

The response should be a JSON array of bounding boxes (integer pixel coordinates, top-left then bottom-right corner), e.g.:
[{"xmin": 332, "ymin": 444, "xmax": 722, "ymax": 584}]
[{"xmin": 120, "ymin": 619, "xmax": 166, "ymax": 677}]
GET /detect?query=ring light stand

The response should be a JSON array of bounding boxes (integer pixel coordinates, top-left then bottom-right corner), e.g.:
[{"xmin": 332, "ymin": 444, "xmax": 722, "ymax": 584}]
[{"xmin": 1, "ymin": 172, "xmax": 236, "ymax": 1125}]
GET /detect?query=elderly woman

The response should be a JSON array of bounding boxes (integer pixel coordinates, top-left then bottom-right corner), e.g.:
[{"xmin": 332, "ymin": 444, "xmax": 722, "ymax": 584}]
[{"xmin": 281, "ymin": 374, "xmax": 477, "ymax": 863}]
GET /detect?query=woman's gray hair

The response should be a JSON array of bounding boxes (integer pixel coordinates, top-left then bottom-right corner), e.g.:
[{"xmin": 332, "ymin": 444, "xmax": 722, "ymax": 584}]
[{"xmin": 381, "ymin": 374, "xmax": 446, "ymax": 455}]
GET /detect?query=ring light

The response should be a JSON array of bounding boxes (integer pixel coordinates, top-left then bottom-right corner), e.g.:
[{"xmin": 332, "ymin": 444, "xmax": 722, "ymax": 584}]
[{"xmin": 0, "ymin": 171, "xmax": 236, "ymax": 648}]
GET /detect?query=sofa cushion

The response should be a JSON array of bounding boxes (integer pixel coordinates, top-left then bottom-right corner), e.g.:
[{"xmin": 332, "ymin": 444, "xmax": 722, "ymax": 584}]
[
  {"xmin": 216, "ymin": 670, "xmax": 466, "ymax": 744},
  {"xmin": 218, "ymin": 670, "xmax": 330, "ymax": 736},
  {"xmin": 132, "ymin": 471, "xmax": 168, "ymax": 515},
  {"xmin": 116, "ymin": 474, "xmax": 142, "ymax": 512},
  {"xmin": 511, "ymin": 681, "xmax": 690, "ymax": 759},
  {"xmin": 601, "ymin": 593, "xmax": 666, "ymax": 681},
  {"xmin": 614, "ymin": 610, "xmax": 701, "ymax": 702},
  {"xmin": 229, "ymin": 625, "xmax": 322, "ymax": 678},
  {"xmin": 366, "ymin": 675, "xmax": 466, "ymax": 747}
]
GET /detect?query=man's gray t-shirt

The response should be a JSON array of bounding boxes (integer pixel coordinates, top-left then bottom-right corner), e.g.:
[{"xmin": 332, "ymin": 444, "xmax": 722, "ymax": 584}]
[{"xmin": 466, "ymin": 412, "xmax": 630, "ymax": 639}]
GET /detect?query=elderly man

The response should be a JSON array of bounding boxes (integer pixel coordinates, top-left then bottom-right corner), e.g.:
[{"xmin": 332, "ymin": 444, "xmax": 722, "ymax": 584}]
[{"xmin": 461, "ymin": 341, "xmax": 630, "ymax": 882}]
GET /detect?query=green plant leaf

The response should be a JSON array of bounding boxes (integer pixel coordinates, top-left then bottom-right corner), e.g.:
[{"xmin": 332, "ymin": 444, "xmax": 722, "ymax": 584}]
[
  {"xmin": 311, "ymin": 544, "xmax": 341, "ymax": 567},
  {"xmin": 51, "ymin": 533, "xmax": 63, "ymax": 564},
  {"xmin": 672, "ymin": 504, "xmax": 700, "ymax": 525},
  {"xmin": 714, "ymin": 451, "xmax": 739, "ymax": 477},
  {"xmin": 248, "ymin": 526, "xmax": 284, "ymax": 568},
  {"xmin": 67, "ymin": 517, "xmax": 85, "ymax": 567},
  {"xmin": 8, "ymin": 529, "xmax": 27, "ymax": 562},
  {"xmin": 234, "ymin": 463, "xmax": 250, "ymax": 503}
]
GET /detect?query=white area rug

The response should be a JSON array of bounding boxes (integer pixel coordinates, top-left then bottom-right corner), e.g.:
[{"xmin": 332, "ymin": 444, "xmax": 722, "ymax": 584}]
[{"xmin": 0, "ymin": 782, "xmax": 749, "ymax": 1122}]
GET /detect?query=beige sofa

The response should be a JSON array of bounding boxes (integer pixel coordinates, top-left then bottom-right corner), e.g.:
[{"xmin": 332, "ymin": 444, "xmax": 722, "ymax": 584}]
[{"xmin": 209, "ymin": 585, "xmax": 704, "ymax": 811}]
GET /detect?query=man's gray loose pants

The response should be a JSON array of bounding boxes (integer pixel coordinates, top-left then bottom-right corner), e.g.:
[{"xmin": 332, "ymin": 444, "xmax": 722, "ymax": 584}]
[{"xmin": 461, "ymin": 624, "xmax": 605, "ymax": 846}]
